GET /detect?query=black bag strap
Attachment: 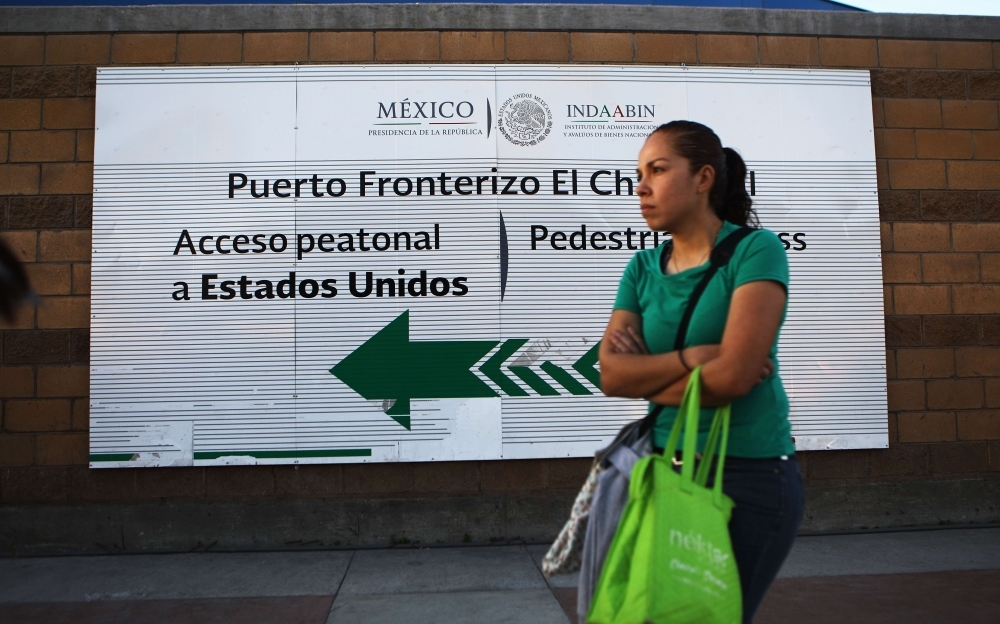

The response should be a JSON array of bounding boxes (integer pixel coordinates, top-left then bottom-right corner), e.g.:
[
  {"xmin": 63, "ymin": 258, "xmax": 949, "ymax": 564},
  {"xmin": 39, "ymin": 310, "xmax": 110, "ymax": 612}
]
[
  {"xmin": 673, "ymin": 226, "xmax": 755, "ymax": 351},
  {"xmin": 641, "ymin": 226, "xmax": 755, "ymax": 432}
]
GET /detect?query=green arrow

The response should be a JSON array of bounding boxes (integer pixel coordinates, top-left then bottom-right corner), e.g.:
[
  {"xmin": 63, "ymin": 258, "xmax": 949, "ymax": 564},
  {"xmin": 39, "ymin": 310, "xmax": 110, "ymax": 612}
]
[
  {"xmin": 330, "ymin": 311, "xmax": 499, "ymax": 429},
  {"xmin": 540, "ymin": 361, "xmax": 592, "ymax": 396},
  {"xmin": 572, "ymin": 342, "xmax": 602, "ymax": 390},
  {"xmin": 479, "ymin": 338, "xmax": 530, "ymax": 397},
  {"xmin": 509, "ymin": 366, "xmax": 560, "ymax": 396}
]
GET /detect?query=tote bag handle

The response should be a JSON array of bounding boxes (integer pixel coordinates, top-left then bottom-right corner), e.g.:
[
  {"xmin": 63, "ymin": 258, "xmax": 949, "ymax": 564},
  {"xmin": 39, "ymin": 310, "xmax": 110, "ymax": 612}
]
[{"xmin": 661, "ymin": 366, "xmax": 731, "ymax": 508}]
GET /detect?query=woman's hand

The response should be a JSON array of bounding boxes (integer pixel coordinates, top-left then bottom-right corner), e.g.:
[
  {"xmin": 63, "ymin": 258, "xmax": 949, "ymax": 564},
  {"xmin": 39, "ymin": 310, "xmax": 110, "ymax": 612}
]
[
  {"xmin": 609, "ymin": 326, "xmax": 649, "ymax": 354},
  {"xmin": 599, "ymin": 310, "xmax": 694, "ymax": 399},
  {"xmin": 758, "ymin": 359, "xmax": 775, "ymax": 383},
  {"xmin": 602, "ymin": 317, "xmax": 738, "ymax": 400}
]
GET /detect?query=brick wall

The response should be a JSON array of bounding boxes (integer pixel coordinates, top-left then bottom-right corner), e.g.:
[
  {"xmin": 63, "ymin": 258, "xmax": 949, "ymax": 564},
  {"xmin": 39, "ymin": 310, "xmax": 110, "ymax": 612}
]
[{"xmin": 2, "ymin": 31, "xmax": 999, "ymax": 507}]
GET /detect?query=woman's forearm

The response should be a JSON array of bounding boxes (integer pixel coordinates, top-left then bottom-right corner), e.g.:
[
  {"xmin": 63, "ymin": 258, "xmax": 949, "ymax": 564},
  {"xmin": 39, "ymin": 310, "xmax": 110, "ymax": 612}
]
[
  {"xmin": 645, "ymin": 356, "xmax": 751, "ymax": 406},
  {"xmin": 599, "ymin": 350, "xmax": 690, "ymax": 399},
  {"xmin": 647, "ymin": 282, "xmax": 786, "ymax": 406},
  {"xmin": 646, "ymin": 374, "xmax": 724, "ymax": 406}
]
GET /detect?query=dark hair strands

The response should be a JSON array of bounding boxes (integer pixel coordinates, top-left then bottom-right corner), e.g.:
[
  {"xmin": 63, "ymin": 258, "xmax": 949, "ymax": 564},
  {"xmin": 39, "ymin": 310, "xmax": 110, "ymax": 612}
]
[{"xmin": 651, "ymin": 120, "xmax": 759, "ymax": 228}]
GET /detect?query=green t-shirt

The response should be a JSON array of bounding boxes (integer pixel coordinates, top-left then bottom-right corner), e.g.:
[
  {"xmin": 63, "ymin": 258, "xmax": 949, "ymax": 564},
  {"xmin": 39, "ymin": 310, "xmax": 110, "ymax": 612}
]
[{"xmin": 613, "ymin": 220, "xmax": 795, "ymax": 458}]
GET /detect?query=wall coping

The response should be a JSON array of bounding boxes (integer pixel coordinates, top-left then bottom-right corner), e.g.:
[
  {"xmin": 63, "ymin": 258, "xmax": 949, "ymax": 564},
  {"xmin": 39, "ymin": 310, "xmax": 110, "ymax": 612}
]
[{"xmin": 1, "ymin": 4, "xmax": 999, "ymax": 40}]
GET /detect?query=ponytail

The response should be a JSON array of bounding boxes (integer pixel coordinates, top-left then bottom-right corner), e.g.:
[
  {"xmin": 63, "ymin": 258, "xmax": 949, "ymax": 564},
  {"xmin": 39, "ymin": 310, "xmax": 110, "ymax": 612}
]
[
  {"xmin": 651, "ymin": 121, "xmax": 758, "ymax": 228},
  {"xmin": 721, "ymin": 147, "xmax": 755, "ymax": 227}
]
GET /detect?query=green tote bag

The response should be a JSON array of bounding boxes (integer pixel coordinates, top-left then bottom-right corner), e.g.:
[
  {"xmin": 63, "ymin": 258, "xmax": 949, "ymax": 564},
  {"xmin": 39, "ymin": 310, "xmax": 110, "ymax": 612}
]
[{"xmin": 587, "ymin": 367, "xmax": 742, "ymax": 624}]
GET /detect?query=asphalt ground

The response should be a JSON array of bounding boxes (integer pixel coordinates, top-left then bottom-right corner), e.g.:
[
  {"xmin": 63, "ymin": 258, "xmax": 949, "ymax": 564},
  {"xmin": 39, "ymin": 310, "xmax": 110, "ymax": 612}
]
[{"xmin": 1, "ymin": 527, "xmax": 998, "ymax": 623}]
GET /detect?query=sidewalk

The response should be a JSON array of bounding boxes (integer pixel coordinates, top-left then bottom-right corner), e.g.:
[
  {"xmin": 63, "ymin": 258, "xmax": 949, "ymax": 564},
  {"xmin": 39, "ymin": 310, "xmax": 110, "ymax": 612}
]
[{"xmin": 1, "ymin": 527, "xmax": 998, "ymax": 623}]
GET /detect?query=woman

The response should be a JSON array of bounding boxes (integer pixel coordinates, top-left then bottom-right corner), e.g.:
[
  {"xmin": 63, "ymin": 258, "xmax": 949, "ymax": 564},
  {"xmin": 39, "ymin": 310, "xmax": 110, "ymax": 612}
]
[{"xmin": 599, "ymin": 120, "xmax": 803, "ymax": 623}]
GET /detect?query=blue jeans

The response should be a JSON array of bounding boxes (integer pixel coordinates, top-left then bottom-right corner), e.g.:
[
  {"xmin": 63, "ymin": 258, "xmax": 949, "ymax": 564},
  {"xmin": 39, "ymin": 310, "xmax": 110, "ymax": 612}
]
[{"xmin": 710, "ymin": 455, "xmax": 805, "ymax": 623}]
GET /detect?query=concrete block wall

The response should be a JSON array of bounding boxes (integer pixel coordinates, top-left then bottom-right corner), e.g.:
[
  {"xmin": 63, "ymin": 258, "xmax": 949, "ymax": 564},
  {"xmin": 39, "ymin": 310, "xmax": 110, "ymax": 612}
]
[{"xmin": 1, "ymin": 13, "xmax": 999, "ymax": 513}]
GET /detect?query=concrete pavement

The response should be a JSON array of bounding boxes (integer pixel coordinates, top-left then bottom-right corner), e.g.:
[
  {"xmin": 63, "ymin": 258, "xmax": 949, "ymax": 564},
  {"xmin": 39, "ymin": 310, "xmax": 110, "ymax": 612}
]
[
  {"xmin": 760, "ymin": 527, "xmax": 1000, "ymax": 624},
  {"xmin": 1, "ymin": 527, "xmax": 998, "ymax": 623}
]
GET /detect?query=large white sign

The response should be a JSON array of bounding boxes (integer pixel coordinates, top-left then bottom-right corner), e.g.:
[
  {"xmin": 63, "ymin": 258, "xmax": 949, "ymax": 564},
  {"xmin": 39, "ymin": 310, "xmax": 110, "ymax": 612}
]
[{"xmin": 90, "ymin": 65, "xmax": 886, "ymax": 468}]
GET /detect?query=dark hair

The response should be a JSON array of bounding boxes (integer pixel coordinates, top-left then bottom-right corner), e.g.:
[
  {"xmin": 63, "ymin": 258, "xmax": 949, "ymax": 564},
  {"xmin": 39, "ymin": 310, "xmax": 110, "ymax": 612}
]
[{"xmin": 651, "ymin": 120, "xmax": 758, "ymax": 227}]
